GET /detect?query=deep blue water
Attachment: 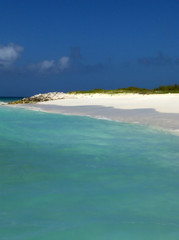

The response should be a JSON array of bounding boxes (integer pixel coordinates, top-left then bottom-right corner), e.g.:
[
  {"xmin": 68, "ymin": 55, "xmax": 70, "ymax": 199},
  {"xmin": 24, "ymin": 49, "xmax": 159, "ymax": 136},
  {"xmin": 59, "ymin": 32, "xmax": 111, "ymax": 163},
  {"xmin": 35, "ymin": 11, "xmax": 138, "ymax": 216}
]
[
  {"xmin": 0, "ymin": 97, "xmax": 23, "ymax": 104},
  {"xmin": 0, "ymin": 105, "xmax": 179, "ymax": 240}
]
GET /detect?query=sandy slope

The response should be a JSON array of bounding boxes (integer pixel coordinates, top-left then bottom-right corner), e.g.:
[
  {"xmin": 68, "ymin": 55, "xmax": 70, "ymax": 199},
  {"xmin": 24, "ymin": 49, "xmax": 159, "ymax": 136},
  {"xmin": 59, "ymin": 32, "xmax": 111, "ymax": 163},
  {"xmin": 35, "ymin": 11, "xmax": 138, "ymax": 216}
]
[{"xmin": 38, "ymin": 93, "xmax": 179, "ymax": 114}]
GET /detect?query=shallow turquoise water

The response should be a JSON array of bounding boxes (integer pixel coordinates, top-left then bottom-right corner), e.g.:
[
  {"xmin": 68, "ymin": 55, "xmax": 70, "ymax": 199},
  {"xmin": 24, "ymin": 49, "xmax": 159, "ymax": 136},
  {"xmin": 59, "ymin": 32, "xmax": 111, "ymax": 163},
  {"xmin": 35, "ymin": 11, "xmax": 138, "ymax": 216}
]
[{"xmin": 0, "ymin": 106, "xmax": 179, "ymax": 240}]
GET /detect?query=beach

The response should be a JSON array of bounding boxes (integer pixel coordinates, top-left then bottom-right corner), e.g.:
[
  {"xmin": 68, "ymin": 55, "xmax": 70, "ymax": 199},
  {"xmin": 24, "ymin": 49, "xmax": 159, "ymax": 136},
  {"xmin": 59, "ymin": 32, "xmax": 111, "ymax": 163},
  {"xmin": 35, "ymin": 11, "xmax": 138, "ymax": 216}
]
[{"xmin": 13, "ymin": 93, "xmax": 179, "ymax": 132}]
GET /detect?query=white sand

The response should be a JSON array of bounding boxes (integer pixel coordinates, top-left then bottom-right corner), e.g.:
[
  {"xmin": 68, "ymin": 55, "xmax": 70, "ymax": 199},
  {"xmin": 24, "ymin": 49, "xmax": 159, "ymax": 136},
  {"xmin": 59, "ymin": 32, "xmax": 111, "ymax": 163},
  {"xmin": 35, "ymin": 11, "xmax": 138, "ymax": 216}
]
[
  {"xmin": 38, "ymin": 93, "xmax": 179, "ymax": 114},
  {"xmin": 11, "ymin": 93, "xmax": 179, "ymax": 132}
]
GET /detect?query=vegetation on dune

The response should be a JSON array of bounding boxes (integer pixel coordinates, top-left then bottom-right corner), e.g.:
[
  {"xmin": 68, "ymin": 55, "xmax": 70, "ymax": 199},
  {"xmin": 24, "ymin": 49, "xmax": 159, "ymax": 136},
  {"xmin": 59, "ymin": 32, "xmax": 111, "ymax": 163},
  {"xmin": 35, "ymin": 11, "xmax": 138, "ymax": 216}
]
[
  {"xmin": 68, "ymin": 87, "xmax": 151, "ymax": 94},
  {"xmin": 68, "ymin": 84, "xmax": 179, "ymax": 94},
  {"xmin": 154, "ymin": 84, "xmax": 179, "ymax": 93}
]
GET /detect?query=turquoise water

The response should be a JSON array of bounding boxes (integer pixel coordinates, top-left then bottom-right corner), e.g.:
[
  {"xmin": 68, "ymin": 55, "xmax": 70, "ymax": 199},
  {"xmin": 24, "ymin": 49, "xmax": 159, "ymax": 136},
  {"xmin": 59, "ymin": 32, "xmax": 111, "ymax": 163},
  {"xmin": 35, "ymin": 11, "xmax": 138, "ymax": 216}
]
[{"xmin": 0, "ymin": 106, "xmax": 179, "ymax": 240}]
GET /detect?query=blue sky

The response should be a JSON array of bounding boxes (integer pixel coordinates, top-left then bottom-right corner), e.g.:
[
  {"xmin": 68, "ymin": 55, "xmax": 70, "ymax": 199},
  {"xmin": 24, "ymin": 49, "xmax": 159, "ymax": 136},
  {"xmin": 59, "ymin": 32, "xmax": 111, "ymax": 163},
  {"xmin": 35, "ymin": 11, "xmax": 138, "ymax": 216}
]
[{"xmin": 0, "ymin": 0, "xmax": 179, "ymax": 96}]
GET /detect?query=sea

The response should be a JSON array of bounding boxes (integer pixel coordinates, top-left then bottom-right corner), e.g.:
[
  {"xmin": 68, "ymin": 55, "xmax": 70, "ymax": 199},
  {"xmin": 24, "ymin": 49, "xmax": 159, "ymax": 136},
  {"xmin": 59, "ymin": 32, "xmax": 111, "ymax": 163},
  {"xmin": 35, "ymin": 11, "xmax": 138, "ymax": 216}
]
[
  {"xmin": 0, "ymin": 97, "xmax": 23, "ymax": 104},
  {"xmin": 0, "ymin": 97, "xmax": 179, "ymax": 240}
]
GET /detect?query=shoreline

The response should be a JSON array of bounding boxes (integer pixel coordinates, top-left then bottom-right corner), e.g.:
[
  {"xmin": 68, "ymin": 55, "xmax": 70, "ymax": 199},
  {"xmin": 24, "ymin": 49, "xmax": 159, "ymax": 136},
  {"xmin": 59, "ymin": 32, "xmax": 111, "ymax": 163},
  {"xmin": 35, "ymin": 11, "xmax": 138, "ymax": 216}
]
[{"xmin": 6, "ymin": 93, "xmax": 179, "ymax": 134}]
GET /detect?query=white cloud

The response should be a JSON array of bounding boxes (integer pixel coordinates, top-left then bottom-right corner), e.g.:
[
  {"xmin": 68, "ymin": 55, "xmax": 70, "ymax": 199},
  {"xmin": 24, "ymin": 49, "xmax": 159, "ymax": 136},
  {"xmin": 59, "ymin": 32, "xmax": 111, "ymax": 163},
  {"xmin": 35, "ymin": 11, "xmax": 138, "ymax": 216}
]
[
  {"xmin": 58, "ymin": 56, "xmax": 70, "ymax": 70},
  {"xmin": 28, "ymin": 57, "xmax": 70, "ymax": 73},
  {"xmin": 40, "ymin": 60, "xmax": 54, "ymax": 70},
  {"xmin": 0, "ymin": 43, "xmax": 23, "ymax": 67},
  {"xmin": 28, "ymin": 60, "xmax": 54, "ymax": 72}
]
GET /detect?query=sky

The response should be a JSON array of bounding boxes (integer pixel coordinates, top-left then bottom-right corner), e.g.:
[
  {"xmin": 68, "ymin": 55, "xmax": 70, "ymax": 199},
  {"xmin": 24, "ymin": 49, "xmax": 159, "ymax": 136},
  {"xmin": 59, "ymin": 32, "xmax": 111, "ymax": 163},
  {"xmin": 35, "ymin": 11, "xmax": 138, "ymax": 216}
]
[{"xmin": 0, "ymin": 0, "xmax": 179, "ymax": 96}]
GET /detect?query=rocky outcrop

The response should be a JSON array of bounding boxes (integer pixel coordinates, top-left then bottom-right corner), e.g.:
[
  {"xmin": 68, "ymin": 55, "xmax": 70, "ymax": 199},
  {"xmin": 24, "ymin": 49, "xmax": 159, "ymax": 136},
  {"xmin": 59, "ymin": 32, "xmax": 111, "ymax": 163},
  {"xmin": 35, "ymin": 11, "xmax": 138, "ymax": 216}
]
[{"xmin": 8, "ymin": 92, "xmax": 74, "ymax": 104}]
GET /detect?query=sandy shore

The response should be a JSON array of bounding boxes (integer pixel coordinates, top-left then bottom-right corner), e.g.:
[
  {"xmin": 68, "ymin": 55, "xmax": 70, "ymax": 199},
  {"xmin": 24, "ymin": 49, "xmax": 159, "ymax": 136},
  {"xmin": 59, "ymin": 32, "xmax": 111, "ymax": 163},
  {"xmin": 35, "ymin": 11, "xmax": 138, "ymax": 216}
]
[{"xmin": 10, "ymin": 93, "xmax": 179, "ymax": 132}]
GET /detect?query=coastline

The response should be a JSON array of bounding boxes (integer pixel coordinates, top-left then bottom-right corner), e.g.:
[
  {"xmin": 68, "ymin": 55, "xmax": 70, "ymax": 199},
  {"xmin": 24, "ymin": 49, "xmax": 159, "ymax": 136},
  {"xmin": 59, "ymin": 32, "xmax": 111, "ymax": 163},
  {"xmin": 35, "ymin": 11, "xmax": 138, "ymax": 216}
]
[{"xmin": 7, "ymin": 93, "xmax": 179, "ymax": 134}]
